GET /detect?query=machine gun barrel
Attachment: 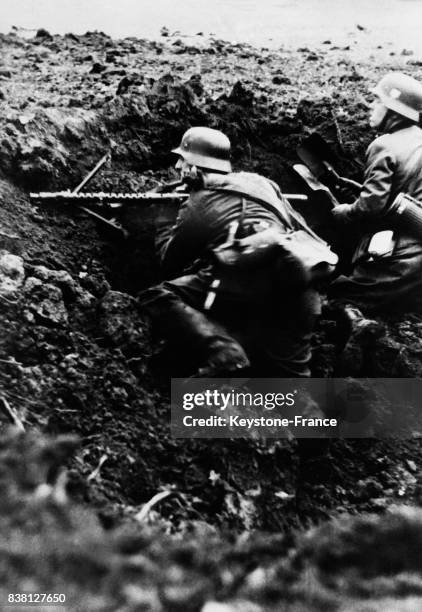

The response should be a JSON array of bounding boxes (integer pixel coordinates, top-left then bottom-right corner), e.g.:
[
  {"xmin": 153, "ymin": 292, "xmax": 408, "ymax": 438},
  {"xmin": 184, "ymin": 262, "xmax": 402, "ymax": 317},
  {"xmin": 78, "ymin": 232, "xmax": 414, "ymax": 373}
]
[
  {"xmin": 29, "ymin": 188, "xmax": 308, "ymax": 238},
  {"xmin": 30, "ymin": 190, "xmax": 307, "ymax": 205},
  {"xmin": 29, "ymin": 191, "xmax": 189, "ymax": 205}
]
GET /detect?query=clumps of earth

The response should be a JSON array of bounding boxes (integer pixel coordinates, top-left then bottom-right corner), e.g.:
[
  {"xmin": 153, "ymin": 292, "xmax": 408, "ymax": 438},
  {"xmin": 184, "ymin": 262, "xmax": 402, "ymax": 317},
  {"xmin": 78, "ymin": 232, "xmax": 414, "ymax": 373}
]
[
  {"xmin": 0, "ymin": 27, "xmax": 422, "ymax": 610},
  {"xmin": 1, "ymin": 429, "xmax": 422, "ymax": 611}
]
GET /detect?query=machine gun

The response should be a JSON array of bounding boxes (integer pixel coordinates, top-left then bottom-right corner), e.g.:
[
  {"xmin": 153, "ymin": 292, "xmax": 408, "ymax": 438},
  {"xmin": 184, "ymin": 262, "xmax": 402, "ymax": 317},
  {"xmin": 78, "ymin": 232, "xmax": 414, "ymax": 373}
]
[
  {"xmin": 29, "ymin": 152, "xmax": 308, "ymax": 237},
  {"xmin": 28, "ymin": 151, "xmax": 190, "ymax": 237},
  {"xmin": 29, "ymin": 190, "xmax": 189, "ymax": 237},
  {"xmin": 30, "ymin": 189, "xmax": 308, "ymax": 237},
  {"xmin": 30, "ymin": 191, "xmax": 189, "ymax": 205}
]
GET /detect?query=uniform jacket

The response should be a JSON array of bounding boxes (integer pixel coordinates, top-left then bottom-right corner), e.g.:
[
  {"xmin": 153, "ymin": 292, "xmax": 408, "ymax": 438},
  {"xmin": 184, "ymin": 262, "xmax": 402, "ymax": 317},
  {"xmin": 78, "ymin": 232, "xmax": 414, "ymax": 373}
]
[
  {"xmin": 331, "ymin": 117, "xmax": 422, "ymax": 312},
  {"xmin": 155, "ymin": 171, "xmax": 307, "ymax": 277},
  {"xmin": 152, "ymin": 171, "xmax": 320, "ymax": 376},
  {"xmin": 341, "ymin": 118, "xmax": 422, "ymax": 252}
]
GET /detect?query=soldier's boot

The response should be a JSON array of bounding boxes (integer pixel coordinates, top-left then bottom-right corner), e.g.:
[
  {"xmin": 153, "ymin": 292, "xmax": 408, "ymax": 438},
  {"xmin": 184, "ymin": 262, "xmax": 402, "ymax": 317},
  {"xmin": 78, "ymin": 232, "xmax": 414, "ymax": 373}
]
[
  {"xmin": 325, "ymin": 301, "xmax": 386, "ymax": 351},
  {"xmin": 139, "ymin": 287, "xmax": 250, "ymax": 376},
  {"xmin": 194, "ymin": 337, "xmax": 250, "ymax": 377}
]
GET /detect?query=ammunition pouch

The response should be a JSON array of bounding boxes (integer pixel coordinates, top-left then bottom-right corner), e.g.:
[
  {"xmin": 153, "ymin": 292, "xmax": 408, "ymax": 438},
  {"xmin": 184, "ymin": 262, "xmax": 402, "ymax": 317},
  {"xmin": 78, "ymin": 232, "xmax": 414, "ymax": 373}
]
[
  {"xmin": 212, "ymin": 227, "xmax": 281, "ymax": 270},
  {"xmin": 389, "ymin": 192, "xmax": 422, "ymax": 241}
]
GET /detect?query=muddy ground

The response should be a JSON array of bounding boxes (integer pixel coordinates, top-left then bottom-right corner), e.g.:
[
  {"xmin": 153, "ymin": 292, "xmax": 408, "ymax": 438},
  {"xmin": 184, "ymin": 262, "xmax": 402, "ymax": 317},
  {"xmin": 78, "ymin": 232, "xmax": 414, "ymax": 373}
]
[{"xmin": 1, "ymin": 28, "xmax": 422, "ymax": 610}]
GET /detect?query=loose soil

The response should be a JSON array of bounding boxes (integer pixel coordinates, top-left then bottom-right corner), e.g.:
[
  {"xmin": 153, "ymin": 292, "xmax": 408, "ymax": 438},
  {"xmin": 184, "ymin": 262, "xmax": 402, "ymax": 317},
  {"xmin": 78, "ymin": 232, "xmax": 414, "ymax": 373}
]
[{"xmin": 1, "ymin": 28, "xmax": 422, "ymax": 611}]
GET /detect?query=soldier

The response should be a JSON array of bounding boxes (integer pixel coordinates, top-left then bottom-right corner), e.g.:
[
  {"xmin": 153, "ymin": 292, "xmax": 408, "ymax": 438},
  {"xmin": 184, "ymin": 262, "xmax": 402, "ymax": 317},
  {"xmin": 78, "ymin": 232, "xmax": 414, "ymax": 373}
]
[
  {"xmin": 330, "ymin": 72, "xmax": 422, "ymax": 313},
  {"xmin": 139, "ymin": 127, "xmax": 332, "ymax": 377}
]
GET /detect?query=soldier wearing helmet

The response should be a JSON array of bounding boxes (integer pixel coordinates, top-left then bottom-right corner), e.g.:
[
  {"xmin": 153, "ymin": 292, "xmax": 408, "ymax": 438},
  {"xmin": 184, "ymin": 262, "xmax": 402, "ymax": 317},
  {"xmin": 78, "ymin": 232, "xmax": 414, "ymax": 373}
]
[
  {"xmin": 172, "ymin": 126, "xmax": 232, "ymax": 174},
  {"xmin": 139, "ymin": 126, "xmax": 325, "ymax": 377},
  {"xmin": 330, "ymin": 72, "xmax": 422, "ymax": 313}
]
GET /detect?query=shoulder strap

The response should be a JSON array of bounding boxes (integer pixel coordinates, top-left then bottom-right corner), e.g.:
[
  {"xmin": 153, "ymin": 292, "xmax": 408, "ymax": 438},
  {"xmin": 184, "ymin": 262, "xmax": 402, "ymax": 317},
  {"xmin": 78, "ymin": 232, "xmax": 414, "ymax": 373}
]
[
  {"xmin": 221, "ymin": 198, "xmax": 247, "ymax": 245},
  {"xmin": 211, "ymin": 185, "xmax": 327, "ymax": 244},
  {"xmin": 238, "ymin": 197, "xmax": 247, "ymax": 234}
]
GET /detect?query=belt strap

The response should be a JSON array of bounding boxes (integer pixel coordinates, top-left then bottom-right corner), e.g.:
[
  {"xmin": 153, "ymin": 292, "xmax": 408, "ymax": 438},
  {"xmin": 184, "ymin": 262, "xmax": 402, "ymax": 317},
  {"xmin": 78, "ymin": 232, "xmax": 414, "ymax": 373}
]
[{"xmin": 210, "ymin": 186, "xmax": 327, "ymax": 244}]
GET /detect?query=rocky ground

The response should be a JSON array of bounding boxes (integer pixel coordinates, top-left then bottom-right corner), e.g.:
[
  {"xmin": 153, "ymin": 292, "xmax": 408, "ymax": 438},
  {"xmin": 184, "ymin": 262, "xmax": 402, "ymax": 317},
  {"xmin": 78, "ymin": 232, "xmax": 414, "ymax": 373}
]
[{"xmin": 1, "ymin": 27, "xmax": 422, "ymax": 610}]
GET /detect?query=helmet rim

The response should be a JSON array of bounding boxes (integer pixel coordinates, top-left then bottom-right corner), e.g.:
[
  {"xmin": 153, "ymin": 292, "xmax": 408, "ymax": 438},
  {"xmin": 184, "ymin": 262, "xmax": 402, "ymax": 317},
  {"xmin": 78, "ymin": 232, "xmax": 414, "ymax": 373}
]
[
  {"xmin": 171, "ymin": 127, "xmax": 232, "ymax": 173},
  {"xmin": 372, "ymin": 72, "xmax": 422, "ymax": 123},
  {"xmin": 372, "ymin": 86, "xmax": 420, "ymax": 122},
  {"xmin": 171, "ymin": 146, "xmax": 232, "ymax": 172}
]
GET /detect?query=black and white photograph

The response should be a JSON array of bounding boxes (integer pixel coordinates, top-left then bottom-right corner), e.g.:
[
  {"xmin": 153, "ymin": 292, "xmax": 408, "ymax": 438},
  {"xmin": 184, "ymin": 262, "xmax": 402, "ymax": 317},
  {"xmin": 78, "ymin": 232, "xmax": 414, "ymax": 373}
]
[{"xmin": 1, "ymin": 1, "xmax": 422, "ymax": 610}]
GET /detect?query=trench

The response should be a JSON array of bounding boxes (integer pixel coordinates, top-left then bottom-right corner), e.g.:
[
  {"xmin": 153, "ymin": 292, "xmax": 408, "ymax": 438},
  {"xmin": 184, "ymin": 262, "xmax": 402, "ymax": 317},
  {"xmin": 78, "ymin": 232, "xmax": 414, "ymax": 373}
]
[{"xmin": 1, "ymin": 32, "xmax": 422, "ymax": 537}]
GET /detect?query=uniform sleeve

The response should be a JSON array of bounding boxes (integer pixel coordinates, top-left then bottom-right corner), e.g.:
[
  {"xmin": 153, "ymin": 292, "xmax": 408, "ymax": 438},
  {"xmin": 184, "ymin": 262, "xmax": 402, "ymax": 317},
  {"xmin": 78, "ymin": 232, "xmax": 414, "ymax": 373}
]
[
  {"xmin": 155, "ymin": 192, "xmax": 206, "ymax": 277},
  {"xmin": 341, "ymin": 137, "xmax": 396, "ymax": 222}
]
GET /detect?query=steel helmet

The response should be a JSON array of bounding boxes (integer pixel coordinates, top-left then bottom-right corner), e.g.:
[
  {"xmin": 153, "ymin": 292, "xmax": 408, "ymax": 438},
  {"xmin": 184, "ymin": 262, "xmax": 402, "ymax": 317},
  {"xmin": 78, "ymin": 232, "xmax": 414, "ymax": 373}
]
[
  {"xmin": 372, "ymin": 72, "xmax": 422, "ymax": 122},
  {"xmin": 172, "ymin": 127, "xmax": 232, "ymax": 173}
]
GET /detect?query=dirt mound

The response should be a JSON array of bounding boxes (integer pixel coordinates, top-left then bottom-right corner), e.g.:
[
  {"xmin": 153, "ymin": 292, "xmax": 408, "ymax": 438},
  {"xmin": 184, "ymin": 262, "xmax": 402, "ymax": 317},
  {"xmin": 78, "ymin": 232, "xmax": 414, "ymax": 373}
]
[
  {"xmin": 1, "ymin": 429, "xmax": 422, "ymax": 611},
  {"xmin": 1, "ymin": 244, "xmax": 422, "ymax": 533},
  {"xmin": 0, "ymin": 106, "xmax": 104, "ymax": 188}
]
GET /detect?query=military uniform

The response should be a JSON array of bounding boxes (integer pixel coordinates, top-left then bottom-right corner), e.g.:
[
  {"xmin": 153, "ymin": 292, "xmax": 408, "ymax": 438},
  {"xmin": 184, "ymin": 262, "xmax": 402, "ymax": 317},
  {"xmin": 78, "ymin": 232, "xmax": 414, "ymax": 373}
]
[
  {"xmin": 140, "ymin": 171, "xmax": 321, "ymax": 377},
  {"xmin": 330, "ymin": 116, "xmax": 422, "ymax": 313}
]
